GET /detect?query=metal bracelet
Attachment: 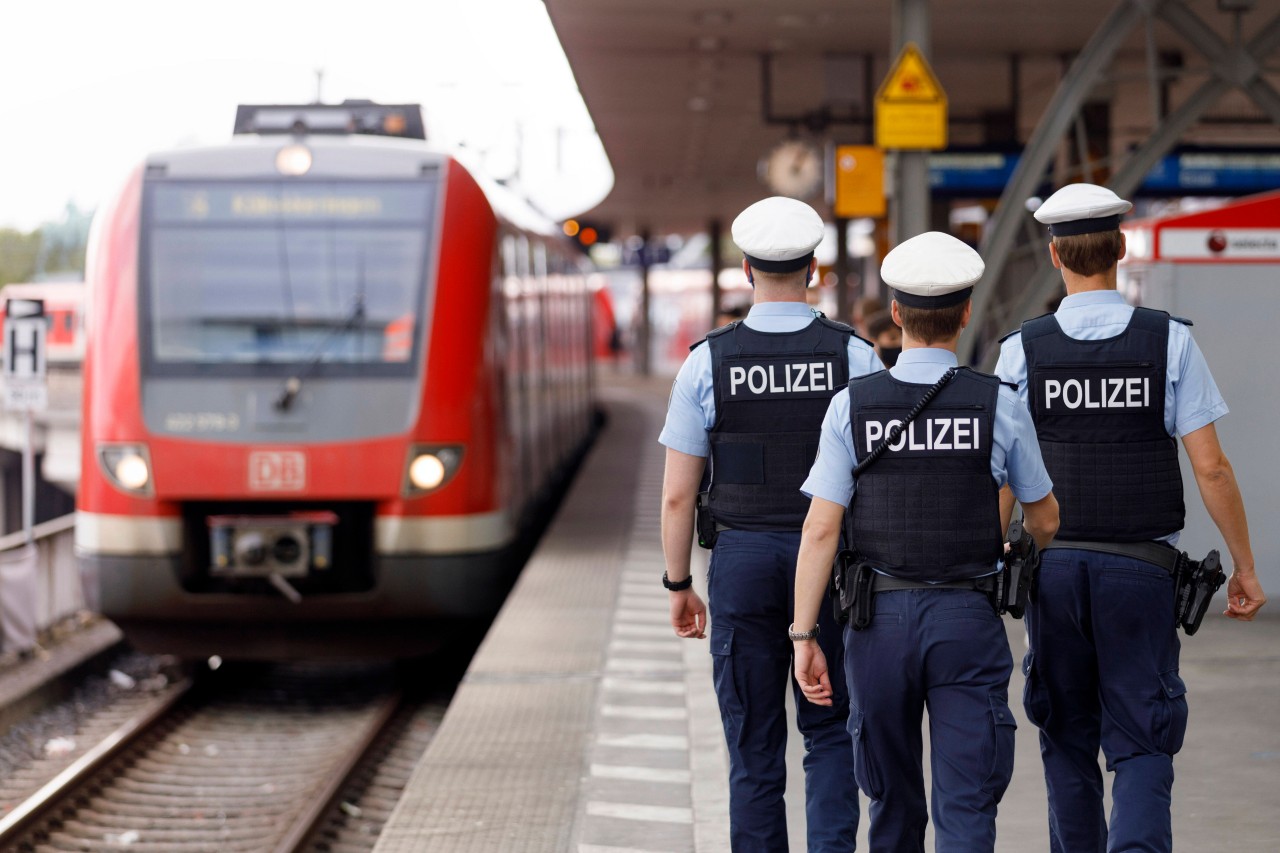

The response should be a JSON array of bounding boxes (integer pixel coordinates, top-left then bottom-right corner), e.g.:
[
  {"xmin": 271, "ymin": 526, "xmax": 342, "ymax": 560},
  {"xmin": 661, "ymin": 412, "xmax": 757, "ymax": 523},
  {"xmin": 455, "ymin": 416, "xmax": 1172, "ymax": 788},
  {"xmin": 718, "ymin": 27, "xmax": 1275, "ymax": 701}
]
[{"xmin": 788, "ymin": 622, "xmax": 820, "ymax": 641}]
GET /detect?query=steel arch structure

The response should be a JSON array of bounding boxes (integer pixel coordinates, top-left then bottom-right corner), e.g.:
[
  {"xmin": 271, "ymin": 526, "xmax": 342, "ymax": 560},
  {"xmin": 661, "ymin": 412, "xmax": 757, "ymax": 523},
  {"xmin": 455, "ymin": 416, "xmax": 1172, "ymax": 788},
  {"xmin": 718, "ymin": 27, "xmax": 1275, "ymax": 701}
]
[{"xmin": 964, "ymin": 0, "xmax": 1280, "ymax": 369}]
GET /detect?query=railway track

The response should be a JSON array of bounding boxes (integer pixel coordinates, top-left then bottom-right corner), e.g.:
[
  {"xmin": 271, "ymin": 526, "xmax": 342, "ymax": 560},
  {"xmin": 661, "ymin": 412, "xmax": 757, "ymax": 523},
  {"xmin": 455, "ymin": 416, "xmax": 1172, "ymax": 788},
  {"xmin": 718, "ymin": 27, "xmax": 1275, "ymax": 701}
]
[{"xmin": 0, "ymin": 662, "xmax": 447, "ymax": 852}]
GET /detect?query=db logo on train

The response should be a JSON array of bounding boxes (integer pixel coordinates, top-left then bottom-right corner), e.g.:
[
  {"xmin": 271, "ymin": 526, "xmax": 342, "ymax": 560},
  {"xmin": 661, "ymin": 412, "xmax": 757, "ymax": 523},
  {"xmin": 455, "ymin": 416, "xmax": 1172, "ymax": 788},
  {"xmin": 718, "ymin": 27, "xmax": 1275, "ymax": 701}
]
[{"xmin": 248, "ymin": 450, "xmax": 307, "ymax": 492}]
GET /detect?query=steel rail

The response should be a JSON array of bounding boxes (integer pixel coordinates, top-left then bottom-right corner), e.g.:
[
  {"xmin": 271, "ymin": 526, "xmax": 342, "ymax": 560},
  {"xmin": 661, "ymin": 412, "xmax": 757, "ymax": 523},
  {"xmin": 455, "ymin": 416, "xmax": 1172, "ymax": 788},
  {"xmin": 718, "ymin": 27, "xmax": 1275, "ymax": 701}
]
[
  {"xmin": 0, "ymin": 677, "xmax": 194, "ymax": 845},
  {"xmin": 272, "ymin": 689, "xmax": 404, "ymax": 853}
]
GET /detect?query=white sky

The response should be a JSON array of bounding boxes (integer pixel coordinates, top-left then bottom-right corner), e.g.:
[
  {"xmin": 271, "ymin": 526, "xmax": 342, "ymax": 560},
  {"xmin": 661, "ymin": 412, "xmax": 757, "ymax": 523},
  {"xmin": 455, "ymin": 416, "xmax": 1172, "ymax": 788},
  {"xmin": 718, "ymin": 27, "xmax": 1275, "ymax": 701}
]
[{"xmin": 0, "ymin": 0, "xmax": 613, "ymax": 231}]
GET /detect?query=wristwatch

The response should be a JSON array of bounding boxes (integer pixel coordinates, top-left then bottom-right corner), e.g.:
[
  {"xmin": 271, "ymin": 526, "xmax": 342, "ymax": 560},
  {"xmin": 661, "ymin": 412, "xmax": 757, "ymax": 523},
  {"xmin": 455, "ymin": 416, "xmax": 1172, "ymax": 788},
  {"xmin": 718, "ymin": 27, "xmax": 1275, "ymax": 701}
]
[
  {"xmin": 788, "ymin": 623, "xmax": 820, "ymax": 641},
  {"xmin": 662, "ymin": 571, "xmax": 693, "ymax": 591}
]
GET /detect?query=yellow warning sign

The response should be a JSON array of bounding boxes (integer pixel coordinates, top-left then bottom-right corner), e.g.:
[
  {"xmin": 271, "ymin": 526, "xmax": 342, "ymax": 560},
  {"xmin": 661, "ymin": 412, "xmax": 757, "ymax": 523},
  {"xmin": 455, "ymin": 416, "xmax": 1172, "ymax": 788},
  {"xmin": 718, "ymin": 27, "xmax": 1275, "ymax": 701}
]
[
  {"xmin": 833, "ymin": 146, "xmax": 885, "ymax": 218},
  {"xmin": 875, "ymin": 43, "xmax": 948, "ymax": 149},
  {"xmin": 878, "ymin": 43, "xmax": 946, "ymax": 102}
]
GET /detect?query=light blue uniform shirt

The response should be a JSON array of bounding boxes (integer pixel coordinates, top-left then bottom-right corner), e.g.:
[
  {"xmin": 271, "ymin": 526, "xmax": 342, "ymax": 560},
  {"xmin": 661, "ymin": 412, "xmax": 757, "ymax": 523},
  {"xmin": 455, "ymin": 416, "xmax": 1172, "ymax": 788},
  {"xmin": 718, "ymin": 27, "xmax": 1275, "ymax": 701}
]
[
  {"xmin": 995, "ymin": 289, "xmax": 1228, "ymax": 545},
  {"xmin": 995, "ymin": 290, "xmax": 1228, "ymax": 438},
  {"xmin": 801, "ymin": 347, "xmax": 1053, "ymax": 508},
  {"xmin": 658, "ymin": 302, "xmax": 884, "ymax": 458}
]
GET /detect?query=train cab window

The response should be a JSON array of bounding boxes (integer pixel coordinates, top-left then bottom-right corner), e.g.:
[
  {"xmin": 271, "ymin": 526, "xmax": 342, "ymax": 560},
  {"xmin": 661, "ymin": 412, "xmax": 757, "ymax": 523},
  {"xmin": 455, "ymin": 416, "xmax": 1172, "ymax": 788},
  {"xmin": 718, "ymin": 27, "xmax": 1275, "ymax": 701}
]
[{"xmin": 140, "ymin": 179, "xmax": 436, "ymax": 377}]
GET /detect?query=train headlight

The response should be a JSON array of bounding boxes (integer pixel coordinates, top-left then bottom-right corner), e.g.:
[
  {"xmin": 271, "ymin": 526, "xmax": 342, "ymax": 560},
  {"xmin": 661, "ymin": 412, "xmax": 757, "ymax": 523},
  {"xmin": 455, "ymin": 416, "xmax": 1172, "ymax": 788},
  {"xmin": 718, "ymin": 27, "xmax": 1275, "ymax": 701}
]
[
  {"xmin": 98, "ymin": 444, "xmax": 154, "ymax": 496},
  {"xmin": 275, "ymin": 144, "xmax": 312, "ymax": 176},
  {"xmin": 410, "ymin": 455, "xmax": 446, "ymax": 490},
  {"xmin": 404, "ymin": 445, "xmax": 464, "ymax": 495}
]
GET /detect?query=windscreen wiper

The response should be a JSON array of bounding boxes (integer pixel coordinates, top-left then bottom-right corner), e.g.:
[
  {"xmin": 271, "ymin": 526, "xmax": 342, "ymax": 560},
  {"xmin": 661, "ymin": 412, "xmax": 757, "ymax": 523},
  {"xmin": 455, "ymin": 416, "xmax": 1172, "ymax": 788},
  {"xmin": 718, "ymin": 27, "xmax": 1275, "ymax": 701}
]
[{"xmin": 274, "ymin": 291, "xmax": 366, "ymax": 412}]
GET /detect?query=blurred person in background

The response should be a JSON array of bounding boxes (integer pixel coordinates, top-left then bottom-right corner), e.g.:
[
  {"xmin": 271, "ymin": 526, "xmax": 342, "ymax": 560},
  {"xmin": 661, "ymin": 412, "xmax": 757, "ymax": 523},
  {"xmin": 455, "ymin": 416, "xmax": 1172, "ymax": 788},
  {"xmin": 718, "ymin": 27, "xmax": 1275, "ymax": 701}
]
[
  {"xmin": 865, "ymin": 309, "xmax": 902, "ymax": 367},
  {"xmin": 852, "ymin": 295, "xmax": 884, "ymax": 338}
]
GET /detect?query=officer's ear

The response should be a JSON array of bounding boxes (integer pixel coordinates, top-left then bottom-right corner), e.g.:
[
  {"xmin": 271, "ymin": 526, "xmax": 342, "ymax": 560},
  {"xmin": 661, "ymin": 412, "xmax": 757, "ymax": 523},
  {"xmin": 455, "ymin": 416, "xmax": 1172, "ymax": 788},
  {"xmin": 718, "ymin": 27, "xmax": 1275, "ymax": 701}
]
[
  {"xmin": 1048, "ymin": 240, "xmax": 1064, "ymax": 270},
  {"xmin": 805, "ymin": 257, "xmax": 817, "ymax": 286},
  {"xmin": 1117, "ymin": 232, "xmax": 1127, "ymax": 262},
  {"xmin": 960, "ymin": 299, "xmax": 973, "ymax": 329},
  {"xmin": 742, "ymin": 259, "xmax": 754, "ymax": 286}
]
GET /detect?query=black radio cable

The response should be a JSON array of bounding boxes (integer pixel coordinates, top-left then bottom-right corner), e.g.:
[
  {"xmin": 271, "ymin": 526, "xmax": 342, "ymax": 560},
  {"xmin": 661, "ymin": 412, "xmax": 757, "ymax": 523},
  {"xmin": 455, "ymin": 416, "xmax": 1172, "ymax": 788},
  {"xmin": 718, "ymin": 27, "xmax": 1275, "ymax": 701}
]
[{"xmin": 852, "ymin": 367, "xmax": 959, "ymax": 478}]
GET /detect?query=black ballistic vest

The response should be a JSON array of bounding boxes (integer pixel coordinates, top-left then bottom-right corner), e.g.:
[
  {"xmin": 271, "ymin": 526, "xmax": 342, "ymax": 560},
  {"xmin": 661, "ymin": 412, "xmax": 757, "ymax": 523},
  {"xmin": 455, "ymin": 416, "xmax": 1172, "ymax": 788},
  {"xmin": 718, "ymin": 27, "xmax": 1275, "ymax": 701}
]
[
  {"xmin": 847, "ymin": 368, "xmax": 1003, "ymax": 582},
  {"xmin": 1020, "ymin": 307, "xmax": 1184, "ymax": 542},
  {"xmin": 706, "ymin": 318, "xmax": 856, "ymax": 531}
]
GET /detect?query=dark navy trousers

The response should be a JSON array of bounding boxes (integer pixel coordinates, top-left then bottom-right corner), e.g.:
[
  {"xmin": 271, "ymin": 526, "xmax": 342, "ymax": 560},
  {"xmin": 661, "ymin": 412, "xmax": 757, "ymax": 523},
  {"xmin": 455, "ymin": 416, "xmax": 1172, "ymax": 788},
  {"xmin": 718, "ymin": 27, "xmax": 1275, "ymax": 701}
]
[
  {"xmin": 1023, "ymin": 548, "xmax": 1188, "ymax": 853},
  {"xmin": 706, "ymin": 529, "xmax": 859, "ymax": 852},
  {"xmin": 843, "ymin": 588, "xmax": 1016, "ymax": 853}
]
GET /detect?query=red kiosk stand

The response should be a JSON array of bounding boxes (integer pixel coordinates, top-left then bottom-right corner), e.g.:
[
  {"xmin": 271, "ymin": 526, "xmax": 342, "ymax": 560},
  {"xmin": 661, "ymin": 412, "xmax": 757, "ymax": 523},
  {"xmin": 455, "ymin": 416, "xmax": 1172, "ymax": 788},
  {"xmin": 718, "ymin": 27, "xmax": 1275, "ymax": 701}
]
[{"xmin": 1119, "ymin": 190, "xmax": 1280, "ymax": 596}]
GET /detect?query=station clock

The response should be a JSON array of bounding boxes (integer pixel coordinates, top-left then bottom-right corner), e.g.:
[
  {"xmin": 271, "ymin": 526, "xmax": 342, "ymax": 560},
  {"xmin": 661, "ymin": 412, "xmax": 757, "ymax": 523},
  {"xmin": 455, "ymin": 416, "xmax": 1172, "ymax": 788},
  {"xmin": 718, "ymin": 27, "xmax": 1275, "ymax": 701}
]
[{"xmin": 760, "ymin": 139, "xmax": 824, "ymax": 200}]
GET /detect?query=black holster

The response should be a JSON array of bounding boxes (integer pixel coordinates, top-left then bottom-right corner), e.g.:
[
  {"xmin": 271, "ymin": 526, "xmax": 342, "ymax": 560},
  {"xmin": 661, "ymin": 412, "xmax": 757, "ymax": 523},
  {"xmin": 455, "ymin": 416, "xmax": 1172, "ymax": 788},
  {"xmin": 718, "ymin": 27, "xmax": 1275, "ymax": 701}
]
[
  {"xmin": 993, "ymin": 519, "xmax": 1040, "ymax": 619},
  {"xmin": 833, "ymin": 550, "xmax": 876, "ymax": 630},
  {"xmin": 1174, "ymin": 549, "xmax": 1224, "ymax": 636},
  {"xmin": 695, "ymin": 491, "xmax": 717, "ymax": 550}
]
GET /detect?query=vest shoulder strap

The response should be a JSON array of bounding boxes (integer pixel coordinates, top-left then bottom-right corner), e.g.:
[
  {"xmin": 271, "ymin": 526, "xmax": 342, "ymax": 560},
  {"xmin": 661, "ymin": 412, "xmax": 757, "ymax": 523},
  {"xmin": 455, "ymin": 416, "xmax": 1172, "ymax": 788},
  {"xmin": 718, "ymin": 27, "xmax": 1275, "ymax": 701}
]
[
  {"xmin": 848, "ymin": 367, "xmax": 886, "ymax": 394},
  {"xmin": 814, "ymin": 315, "xmax": 852, "ymax": 333},
  {"xmin": 1019, "ymin": 312, "xmax": 1059, "ymax": 344},
  {"xmin": 954, "ymin": 365, "xmax": 1003, "ymax": 387},
  {"xmin": 1130, "ymin": 306, "xmax": 1171, "ymax": 335},
  {"xmin": 690, "ymin": 320, "xmax": 739, "ymax": 351},
  {"xmin": 814, "ymin": 316, "xmax": 872, "ymax": 349}
]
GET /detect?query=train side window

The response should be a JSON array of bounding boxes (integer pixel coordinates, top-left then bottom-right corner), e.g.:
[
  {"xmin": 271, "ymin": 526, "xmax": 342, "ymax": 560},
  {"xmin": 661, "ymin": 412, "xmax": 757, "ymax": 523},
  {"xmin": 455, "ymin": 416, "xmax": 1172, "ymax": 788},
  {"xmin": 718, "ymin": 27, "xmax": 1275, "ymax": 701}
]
[
  {"xmin": 515, "ymin": 236, "xmax": 531, "ymax": 279},
  {"xmin": 533, "ymin": 242, "xmax": 548, "ymax": 280},
  {"xmin": 502, "ymin": 235, "xmax": 518, "ymax": 277}
]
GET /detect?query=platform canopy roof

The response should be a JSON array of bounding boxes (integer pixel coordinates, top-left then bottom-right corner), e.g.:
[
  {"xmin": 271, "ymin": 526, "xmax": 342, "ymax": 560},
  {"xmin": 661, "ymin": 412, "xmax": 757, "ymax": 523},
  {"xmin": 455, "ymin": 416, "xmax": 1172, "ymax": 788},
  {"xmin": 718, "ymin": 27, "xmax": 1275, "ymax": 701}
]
[{"xmin": 544, "ymin": 0, "xmax": 1269, "ymax": 234}]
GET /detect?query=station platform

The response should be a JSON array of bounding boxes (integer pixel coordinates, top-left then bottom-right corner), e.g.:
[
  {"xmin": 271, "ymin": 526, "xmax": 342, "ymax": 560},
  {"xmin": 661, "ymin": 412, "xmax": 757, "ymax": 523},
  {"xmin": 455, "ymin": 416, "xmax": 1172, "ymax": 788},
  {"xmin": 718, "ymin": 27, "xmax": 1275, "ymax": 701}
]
[{"xmin": 375, "ymin": 375, "xmax": 1280, "ymax": 853}]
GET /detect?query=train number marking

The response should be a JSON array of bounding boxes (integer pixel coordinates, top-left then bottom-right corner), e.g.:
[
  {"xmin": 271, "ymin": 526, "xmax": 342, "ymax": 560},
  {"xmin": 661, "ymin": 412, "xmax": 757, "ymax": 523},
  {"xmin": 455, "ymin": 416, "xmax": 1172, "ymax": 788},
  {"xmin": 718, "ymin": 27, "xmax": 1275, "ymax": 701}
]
[
  {"xmin": 165, "ymin": 412, "xmax": 242, "ymax": 433},
  {"xmin": 248, "ymin": 451, "xmax": 306, "ymax": 492}
]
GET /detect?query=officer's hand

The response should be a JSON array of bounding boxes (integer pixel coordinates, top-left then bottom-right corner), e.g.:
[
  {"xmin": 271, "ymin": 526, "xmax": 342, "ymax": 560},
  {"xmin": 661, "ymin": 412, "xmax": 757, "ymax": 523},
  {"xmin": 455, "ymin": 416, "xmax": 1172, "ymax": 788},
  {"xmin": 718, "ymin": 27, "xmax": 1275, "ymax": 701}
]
[
  {"xmin": 794, "ymin": 641, "xmax": 833, "ymax": 706},
  {"xmin": 670, "ymin": 589, "xmax": 707, "ymax": 639},
  {"xmin": 1225, "ymin": 569, "xmax": 1267, "ymax": 621}
]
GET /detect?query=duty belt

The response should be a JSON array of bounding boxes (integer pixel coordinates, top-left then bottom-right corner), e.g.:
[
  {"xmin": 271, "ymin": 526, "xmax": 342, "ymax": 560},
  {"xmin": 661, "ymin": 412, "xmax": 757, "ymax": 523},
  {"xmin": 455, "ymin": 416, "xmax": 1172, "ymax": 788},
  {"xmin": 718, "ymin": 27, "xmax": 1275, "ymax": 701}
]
[
  {"xmin": 1045, "ymin": 538, "xmax": 1180, "ymax": 574},
  {"xmin": 872, "ymin": 574, "xmax": 997, "ymax": 593}
]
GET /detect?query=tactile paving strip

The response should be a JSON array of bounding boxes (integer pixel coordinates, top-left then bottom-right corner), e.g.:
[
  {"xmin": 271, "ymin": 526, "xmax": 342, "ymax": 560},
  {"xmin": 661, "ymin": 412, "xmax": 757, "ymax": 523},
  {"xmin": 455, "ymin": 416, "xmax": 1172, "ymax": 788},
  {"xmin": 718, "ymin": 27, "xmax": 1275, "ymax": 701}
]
[{"xmin": 374, "ymin": 382, "xmax": 662, "ymax": 852}]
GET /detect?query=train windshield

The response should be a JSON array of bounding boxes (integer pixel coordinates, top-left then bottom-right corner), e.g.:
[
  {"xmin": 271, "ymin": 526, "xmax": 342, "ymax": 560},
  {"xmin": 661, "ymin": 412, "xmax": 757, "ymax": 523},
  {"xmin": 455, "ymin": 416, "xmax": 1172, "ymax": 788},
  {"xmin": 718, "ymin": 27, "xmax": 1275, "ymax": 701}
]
[{"xmin": 142, "ymin": 180, "xmax": 435, "ymax": 376}]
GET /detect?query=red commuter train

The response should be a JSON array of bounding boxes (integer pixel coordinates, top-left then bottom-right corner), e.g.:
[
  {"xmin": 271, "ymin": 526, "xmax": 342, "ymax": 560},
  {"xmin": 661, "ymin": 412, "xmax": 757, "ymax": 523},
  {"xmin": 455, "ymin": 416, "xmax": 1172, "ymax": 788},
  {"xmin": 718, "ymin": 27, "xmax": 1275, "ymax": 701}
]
[{"xmin": 77, "ymin": 102, "xmax": 597, "ymax": 656}]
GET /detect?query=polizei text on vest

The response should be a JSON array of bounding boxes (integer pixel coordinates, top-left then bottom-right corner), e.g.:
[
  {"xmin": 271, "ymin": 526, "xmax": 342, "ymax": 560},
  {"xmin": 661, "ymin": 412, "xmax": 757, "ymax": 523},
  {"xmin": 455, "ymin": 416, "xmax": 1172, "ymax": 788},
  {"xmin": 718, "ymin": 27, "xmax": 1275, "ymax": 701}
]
[
  {"xmin": 863, "ymin": 417, "xmax": 982, "ymax": 453},
  {"xmin": 728, "ymin": 362, "xmax": 836, "ymax": 396},
  {"xmin": 1042, "ymin": 376, "xmax": 1150, "ymax": 410}
]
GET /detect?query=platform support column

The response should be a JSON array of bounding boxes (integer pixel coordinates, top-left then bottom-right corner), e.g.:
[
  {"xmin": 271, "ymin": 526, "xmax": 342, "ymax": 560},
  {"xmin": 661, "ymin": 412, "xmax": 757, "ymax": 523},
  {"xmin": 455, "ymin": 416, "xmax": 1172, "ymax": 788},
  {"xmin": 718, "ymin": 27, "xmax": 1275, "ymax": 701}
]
[
  {"xmin": 637, "ymin": 229, "xmax": 652, "ymax": 376},
  {"xmin": 891, "ymin": 0, "xmax": 931, "ymax": 245},
  {"xmin": 708, "ymin": 219, "xmax": 723, "ymax": 329},
  {"xmin": 834, "ymin": 218, "xmax": 851, "ymax": 324}
]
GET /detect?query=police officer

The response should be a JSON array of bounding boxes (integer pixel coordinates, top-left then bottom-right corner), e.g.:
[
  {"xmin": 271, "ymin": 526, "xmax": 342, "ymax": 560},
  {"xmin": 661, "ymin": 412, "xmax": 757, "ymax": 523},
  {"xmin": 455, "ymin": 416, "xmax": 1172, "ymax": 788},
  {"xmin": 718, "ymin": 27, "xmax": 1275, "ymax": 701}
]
[
  {"xmin": 792, "ymin": 232, "xmax": 1059, "ymax": 853},
  {"xmin": 996, "ymin": 183, "xmax": 1267, "ymax": 852},
  {"xmin": 660, "ymin": 196, "xmax": 882, "ymax": 851}
]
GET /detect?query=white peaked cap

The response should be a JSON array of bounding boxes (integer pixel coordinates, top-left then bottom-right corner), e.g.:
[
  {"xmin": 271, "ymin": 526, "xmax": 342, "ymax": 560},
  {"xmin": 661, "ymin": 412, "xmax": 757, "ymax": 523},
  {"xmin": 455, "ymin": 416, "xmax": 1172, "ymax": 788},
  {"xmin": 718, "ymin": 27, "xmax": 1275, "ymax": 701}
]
[
  {"xmin": 732, "ymin": 196, "xmax": 825, "ymax": 272},
  {"xmin": 1034, "ymin": 183, "xmax": 1133, "ymax": 236},
  {"xmin": 881, "ymin": 231, "xmax": 984, "ymax": 308}
]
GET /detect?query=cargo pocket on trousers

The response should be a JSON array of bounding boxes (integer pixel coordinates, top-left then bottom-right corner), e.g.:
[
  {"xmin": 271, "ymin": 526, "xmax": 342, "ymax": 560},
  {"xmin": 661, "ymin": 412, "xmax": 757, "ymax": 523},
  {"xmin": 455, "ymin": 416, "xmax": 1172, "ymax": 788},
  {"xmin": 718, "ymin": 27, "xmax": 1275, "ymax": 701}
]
[
  {"xmin": 1022, "ymin": 651, "xmax": 1051, "ymax": 730},
  {"xmin": 850, "ymin": 707, "xmax": 885, "ymax": 800},
  {"xmin": 709, "ymin": 625, "xmax": 741, "ymax": 739},
  {"xmin": 982, "ymin": 695, "xmax": 1018, "ymax": 801},
  {"xmin": 1156, "ymin": 668, "xmax": 1189, "ymax": 755}
]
